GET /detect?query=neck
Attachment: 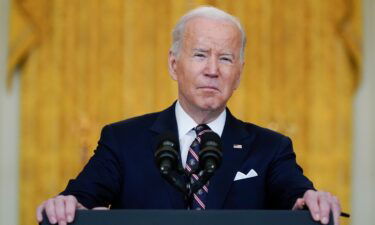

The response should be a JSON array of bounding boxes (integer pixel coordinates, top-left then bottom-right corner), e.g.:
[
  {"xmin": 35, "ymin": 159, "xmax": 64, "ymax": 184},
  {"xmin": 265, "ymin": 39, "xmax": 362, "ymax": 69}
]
[{"xmin": 178, "ymin": 100, "xmax": 225, "ymax": 124}]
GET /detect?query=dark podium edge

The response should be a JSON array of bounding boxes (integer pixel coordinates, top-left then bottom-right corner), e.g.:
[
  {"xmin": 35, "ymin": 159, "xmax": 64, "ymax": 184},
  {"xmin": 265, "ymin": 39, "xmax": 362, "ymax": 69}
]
[{"xmin": 41, "ymin": 209, "xmax": 333, "ymax": 225}]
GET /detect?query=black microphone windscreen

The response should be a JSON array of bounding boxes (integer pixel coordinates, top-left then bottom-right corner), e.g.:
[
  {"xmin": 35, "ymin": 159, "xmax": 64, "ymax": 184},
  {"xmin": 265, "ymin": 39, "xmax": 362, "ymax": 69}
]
[
  {"xmin": 156, "ymin": 132, "xmax": 179, "ymax": 150},
  {"xmin": 200, "ymin": 132, "xmax": 222, "ymax": 151}
]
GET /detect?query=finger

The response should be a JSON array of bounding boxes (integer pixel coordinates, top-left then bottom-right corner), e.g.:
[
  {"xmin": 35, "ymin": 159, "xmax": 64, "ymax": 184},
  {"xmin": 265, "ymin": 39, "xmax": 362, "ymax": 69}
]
[
  {"xmin": 44, "ymin": 199, "xmax": 57, "ymax": 224},
  {"xmin": 303, "ymin": 190, "xmax": 320, "ymax": 221},
  {"xmin": 54, "ymin": 197, "xmax": 67, "ymax": 225},
  {"xmin": 65, "ymin": 195, "xmax": 78, "ymax": 223},
  {"xmin": 292, "ymin": 198, "xmax": 305, "ymax": 210},
  {"xmin": 330, "ymin": 196, "xmax": 341, "ymax": 225},
  {"xmin": 36, "ymin": 202, "xmax": 45, "ymax": 222},
  {"xmin": 92, "ymin": 207, "xmax": 109, "ymax": 210},
  {"xmin": 317, "ymin": 193, "xmax": 331, "ymax": 224}
]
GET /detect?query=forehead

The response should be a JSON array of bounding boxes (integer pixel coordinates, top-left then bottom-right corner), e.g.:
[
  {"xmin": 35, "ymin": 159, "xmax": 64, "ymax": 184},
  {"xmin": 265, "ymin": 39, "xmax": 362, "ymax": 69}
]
[{"xmin": 182, "ymin": 17, "xmax": 242, "ymax": 52}]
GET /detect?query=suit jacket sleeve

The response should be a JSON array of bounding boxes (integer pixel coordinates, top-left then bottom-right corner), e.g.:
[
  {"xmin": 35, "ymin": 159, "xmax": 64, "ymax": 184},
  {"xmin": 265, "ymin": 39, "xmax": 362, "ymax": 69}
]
[
  {"xmin": 266, "ymin": 136, "xmax": 315, "ymax": 209},
  {"xmin": 60, "ymin": 125, "xmax": 122, "ymax": 209}
]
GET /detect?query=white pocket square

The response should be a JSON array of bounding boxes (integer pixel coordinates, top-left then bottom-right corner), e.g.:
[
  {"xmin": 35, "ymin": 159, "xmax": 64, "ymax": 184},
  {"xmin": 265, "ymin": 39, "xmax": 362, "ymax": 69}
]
[{"xmin": 234, "ymin": 169, "xmax": 258, "ymax": 181}]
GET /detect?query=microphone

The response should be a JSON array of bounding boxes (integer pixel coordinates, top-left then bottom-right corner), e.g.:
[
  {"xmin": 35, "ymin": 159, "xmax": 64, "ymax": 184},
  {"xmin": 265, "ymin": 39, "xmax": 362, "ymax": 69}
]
[
  {"xmin": 199, "ymin": 131, "xmax": 223, "ymax": 173},
  {"xmin": 154, "ymin": 132, "xmax": 180, "ymax": 175},
  {"xmin": 154, "ymin": 132, "xmax": 187, "ymax": 194}
]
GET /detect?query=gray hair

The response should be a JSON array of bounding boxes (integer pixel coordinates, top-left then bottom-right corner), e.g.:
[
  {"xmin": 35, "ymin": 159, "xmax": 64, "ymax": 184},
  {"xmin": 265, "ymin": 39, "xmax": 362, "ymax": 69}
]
[{"xmin": 171, "ymin": 6, "xmax": 247, "ymax": 62}]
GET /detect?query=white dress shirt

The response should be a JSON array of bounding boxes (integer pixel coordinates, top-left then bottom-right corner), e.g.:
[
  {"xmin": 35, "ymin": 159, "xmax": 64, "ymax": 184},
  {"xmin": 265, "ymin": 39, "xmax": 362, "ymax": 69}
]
[{"xmin": 175, "ymin": 101, "xmax": 226, "ymax": 168}]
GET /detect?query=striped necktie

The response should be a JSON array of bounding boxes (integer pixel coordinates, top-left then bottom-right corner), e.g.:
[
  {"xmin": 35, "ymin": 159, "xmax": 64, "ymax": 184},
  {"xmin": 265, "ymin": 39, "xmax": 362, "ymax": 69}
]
[{"xmin": 185, "ymin": 124, "xmax": 212, "ymax": 210}]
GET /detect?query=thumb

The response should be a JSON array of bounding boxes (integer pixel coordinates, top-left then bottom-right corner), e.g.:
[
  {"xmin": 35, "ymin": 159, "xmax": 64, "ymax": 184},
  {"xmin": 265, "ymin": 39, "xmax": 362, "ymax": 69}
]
[
  {"xmin": 292, "ymin": 198, "xmax": 305, "ymax": 210},
  {"xmin": 92, "ymin": 207, "xmax": 109, "ymax": 210}
]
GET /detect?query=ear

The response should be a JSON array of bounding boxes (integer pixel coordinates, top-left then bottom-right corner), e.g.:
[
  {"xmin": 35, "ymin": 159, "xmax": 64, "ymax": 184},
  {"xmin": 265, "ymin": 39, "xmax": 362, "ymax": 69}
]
[
  {"xmin": 168, "ymin": 51, "xmax": 178, "ymax": 81},
  {"xmin": 233, "ymin": 61, "xmax": 244, "ymax": 90}
]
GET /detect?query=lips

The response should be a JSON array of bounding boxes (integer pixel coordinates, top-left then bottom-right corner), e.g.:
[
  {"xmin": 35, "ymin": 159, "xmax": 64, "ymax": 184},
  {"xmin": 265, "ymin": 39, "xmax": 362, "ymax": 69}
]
[{"xmin": 198, "ymin": 86, "xmax": 220, "ymax": 92}]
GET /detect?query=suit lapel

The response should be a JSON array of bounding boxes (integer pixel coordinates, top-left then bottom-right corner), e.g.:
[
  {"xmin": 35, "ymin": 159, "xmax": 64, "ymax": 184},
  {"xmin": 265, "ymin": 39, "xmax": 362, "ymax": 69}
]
[
  {"xmin": 206, "ymin": 109, "xmax": 255, "ymax": 209},
  {"xmin": 149, "ymin": 102, "xmax": 186, "ymax": 208}
]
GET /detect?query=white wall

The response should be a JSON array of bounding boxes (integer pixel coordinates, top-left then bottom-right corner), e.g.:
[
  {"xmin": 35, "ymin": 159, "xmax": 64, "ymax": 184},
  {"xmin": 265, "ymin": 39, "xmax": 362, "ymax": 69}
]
[
  {"xmin": 352, "ymin": 0, "xmax": 375, "ymax": 225},
  {"xmin": 0, "ymin": 0, "xmax": 20, "ymax": 225}
]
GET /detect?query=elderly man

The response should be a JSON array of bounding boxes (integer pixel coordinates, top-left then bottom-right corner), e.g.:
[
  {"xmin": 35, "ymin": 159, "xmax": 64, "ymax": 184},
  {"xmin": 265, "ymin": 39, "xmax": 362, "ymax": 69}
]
[{"xmin": 37, "ymin": 6, "xmax": 341, "ymax": 225}]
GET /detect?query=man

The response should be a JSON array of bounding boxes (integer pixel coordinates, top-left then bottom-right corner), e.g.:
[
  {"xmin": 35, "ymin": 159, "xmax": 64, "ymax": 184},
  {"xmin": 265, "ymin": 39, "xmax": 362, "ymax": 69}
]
[{"xmin": 37, "ymin": 6, "xmax": 341, "ymax": 225}]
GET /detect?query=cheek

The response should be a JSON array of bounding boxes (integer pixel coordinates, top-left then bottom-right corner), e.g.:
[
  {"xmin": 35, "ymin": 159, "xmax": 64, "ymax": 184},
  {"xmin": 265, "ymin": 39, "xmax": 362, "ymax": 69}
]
[
  {"xmin": 179, "ymin": 65, "xmax": 201, "ymax": 84},
  {"xmin": 222, "ymin": 71, "xmax": 240, "ymax": 89}
]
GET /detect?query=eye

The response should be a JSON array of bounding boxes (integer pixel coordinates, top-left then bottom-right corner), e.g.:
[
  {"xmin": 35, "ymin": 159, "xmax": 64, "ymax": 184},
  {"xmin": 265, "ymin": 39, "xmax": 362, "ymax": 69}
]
[
  {"xmin": 194, "ymin": 53, "xmax": 206, "ymax": 58},
  {"xmin": 220, "ymin": 56, "xmax": 233, "ymax": 63}
]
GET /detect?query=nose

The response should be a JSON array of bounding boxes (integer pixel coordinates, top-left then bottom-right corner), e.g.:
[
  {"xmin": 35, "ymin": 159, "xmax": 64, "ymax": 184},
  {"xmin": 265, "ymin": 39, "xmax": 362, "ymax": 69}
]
[{"xmin": 204, "ymin": 56, "xmax": 219, "ymax": 78}]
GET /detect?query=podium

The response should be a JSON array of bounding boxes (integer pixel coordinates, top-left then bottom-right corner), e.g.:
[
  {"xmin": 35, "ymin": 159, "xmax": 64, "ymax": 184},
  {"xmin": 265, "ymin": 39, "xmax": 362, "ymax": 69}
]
[{"xmin": 41, "ymin": 209, "xmax": 332, "ymax": 225}]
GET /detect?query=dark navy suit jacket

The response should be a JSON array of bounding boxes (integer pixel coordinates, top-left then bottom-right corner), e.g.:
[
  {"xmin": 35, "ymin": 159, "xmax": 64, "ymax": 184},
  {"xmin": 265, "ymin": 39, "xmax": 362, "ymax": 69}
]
[{"xmin": 62, "ymin": 103, "xmax": 314, "ymax": 210}]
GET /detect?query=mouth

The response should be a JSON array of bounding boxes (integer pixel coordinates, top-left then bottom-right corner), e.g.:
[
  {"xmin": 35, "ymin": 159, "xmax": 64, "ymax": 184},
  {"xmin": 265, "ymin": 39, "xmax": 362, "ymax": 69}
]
[{"xmin": 198, "ymin": 86, "xmax": 220, "ymax": 92}]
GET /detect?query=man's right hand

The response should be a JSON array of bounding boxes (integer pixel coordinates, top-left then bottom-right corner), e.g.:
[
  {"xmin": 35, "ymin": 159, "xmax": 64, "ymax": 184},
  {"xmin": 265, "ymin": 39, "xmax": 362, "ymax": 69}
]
[{"xmin": 36, "ymin": 195, "xmax": 86, "ymax": 225}]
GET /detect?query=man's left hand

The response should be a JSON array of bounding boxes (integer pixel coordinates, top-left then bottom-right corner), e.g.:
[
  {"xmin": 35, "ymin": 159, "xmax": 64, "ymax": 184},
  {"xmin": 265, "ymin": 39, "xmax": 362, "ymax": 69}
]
[{"xmin": 292, "ymin": 190, "xmax": 341, "ymax": 225}]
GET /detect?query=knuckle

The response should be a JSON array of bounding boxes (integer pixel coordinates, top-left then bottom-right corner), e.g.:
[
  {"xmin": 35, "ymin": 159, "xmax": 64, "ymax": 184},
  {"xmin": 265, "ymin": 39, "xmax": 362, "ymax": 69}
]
[
  {"xmin": 67, "ymin": 195, "xmax": 77, "ymax": 203},
  {"xmin": 319, "ymin": 192, "xmax": 329, "ymax": 200},
  {"xmin": 46, "ymin": 198, "xmax": 55, "ymax": 207},
  {"xmin": 304, "ymin": 199, "xmax": 314, "ymax": 207},
  {"xmin": 56, "ymin": 195, "xmax": 65, "ymax": 201},
  {"xmin": 307, "ymin": 190, "xmax": 315, "ymax": 196}
]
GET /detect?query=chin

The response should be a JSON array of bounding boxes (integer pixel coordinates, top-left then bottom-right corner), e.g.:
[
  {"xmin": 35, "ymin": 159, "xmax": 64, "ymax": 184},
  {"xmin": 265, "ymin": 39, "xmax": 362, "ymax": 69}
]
[{"xmin": 196, "ymin": 98, "xmax": 224, "ymax": 112}]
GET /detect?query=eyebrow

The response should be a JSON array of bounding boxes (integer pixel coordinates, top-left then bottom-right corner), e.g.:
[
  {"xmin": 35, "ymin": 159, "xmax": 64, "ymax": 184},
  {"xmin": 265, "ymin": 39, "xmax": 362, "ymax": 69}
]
[
  {"xmin": 192, "ymin": 48, "xmax": 209, "ymax": 53},
  {"xmin": 191, "ymin": 48, "xmax": 236, "ymax": 61},
  {"xmin": 192, "ymin": 48, "xmax": 234, "ymax": 56},
  {"xmin": 221, "ymin": 53, "xmax": 234, "ymax": 57}
]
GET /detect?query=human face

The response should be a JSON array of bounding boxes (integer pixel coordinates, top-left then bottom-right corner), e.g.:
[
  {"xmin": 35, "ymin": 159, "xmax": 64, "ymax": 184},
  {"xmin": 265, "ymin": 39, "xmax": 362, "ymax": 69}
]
[{"xmin": 169, "ymin": 17, "xmax": 244, "ymax": 115}]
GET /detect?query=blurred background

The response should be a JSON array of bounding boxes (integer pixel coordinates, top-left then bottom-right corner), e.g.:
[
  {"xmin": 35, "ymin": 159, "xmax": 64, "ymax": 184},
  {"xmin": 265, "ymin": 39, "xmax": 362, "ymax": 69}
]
[{"xmin": 0, "ymin": 0, "xmax": 373, "ymax": 225}]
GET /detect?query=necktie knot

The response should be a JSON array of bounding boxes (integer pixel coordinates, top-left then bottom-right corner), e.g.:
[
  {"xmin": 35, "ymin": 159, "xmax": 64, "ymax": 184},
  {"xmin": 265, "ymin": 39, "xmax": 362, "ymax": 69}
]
[{"xmin": 194, "ymin": 124, "xmax": 211, "ymax": 136}]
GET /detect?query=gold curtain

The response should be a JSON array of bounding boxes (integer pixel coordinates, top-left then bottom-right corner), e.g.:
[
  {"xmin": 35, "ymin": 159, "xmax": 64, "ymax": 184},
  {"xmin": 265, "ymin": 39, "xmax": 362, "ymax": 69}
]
[{"xmin": 8, "ymin": 0, "xmax": 361, "ymax": 224}]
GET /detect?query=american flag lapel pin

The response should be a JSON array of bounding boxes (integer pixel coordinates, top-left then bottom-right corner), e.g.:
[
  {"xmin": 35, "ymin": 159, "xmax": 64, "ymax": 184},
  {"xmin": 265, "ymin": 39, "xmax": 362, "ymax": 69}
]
[{"xmin": 233, "ymin": 144, "xmax": 242, "ymax": 149}]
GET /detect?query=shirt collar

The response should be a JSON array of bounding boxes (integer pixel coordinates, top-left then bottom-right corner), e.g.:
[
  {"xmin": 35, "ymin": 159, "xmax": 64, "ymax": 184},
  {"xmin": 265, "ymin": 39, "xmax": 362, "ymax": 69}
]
[{"xmin": 175, "ymin": 101, "xmax": 226, "ymax": 138}]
